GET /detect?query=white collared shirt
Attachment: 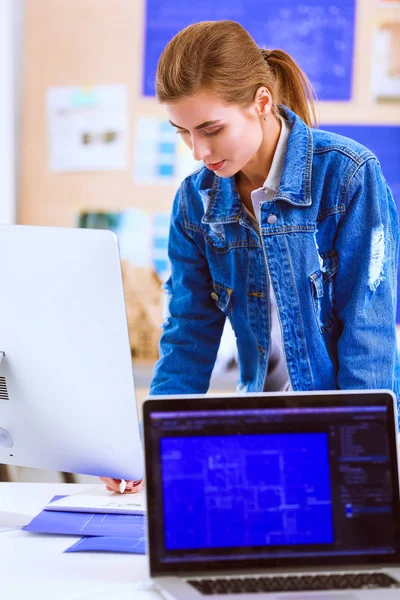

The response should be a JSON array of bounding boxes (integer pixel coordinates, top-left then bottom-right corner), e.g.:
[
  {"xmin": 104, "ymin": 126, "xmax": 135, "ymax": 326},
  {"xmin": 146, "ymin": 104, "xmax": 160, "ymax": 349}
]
[
  {"xmin": 244, "ymin": 116, "xmax": 291, "ymax": 225},
  {"xmin": 242, "ymin": 116, "xmax": 291, "ymax": 390}
]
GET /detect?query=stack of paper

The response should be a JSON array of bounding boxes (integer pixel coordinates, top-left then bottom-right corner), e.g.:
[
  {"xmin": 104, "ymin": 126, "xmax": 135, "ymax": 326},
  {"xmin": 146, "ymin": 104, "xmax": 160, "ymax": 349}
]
[
  {"xmin": 45, "ymin": 485, "xmax": 146, "ymax": 515},
  {"xmin": 23, "ymin": 493, "xmax": 146, "ymax": 554}
]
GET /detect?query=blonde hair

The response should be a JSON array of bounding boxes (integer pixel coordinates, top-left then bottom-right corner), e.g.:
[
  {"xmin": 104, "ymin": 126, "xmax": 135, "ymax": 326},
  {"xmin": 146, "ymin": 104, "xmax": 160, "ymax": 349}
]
[{"xmin": 156, "ymin": 20, "xmax": 317, "ymax": 128}]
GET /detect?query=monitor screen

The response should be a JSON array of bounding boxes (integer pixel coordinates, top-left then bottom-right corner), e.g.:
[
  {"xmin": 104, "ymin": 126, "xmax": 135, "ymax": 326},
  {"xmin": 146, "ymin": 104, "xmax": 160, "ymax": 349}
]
[{"xmin": 144, "ymin": 393, "xmax": 400, "ymax": 574}]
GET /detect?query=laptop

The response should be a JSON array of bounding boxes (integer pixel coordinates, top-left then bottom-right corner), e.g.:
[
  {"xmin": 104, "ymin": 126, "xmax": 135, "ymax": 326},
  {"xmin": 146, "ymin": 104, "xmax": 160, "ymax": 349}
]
[{"xmin": 143, "ymin": 390, "xmax": 400, "ymax": 599}]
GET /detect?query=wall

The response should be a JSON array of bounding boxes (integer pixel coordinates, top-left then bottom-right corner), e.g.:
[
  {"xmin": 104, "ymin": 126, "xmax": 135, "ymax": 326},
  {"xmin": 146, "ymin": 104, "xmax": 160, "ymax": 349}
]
[{"xmin": 0, "ymin": 0, "xmax": 24, "ymax": 225}]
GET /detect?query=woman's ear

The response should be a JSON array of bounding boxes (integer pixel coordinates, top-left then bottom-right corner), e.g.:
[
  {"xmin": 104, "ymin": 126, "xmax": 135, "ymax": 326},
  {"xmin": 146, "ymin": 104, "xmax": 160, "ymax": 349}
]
[{"xmin": 254, "ymin": 86, "xmax": 272, "ymax": 121}]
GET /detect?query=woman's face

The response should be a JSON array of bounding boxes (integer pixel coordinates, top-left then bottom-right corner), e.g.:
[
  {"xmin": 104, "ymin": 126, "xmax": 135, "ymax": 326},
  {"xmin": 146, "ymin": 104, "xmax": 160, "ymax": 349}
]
[{"xmin": 165, "ymin": 91, "xmax": 265, "ymax": 177}]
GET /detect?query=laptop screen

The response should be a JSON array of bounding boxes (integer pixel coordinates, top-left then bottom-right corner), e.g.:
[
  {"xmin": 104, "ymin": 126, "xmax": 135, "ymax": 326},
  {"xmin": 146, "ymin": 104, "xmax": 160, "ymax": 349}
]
[{"xmin": 144, "ymin": 392, "xmax": 400, "ymax": 574}]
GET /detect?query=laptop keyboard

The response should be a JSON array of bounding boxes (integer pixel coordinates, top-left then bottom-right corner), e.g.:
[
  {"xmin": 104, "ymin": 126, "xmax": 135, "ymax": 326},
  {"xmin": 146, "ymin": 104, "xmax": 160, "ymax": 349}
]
[{"xmin": 187, "ymin": 572, "xmax": 400, "ymax": 595}]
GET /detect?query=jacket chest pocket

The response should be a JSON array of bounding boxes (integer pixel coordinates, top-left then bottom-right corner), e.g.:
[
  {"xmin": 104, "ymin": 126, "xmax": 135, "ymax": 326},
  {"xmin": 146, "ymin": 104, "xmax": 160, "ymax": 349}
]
[
  {"xmin": 309, "ymin": 251, "xmax": 338, "ymax": 334},
  {"xmin": 204, "ymin": 227, "xmax": 230, "ymax": 254}
]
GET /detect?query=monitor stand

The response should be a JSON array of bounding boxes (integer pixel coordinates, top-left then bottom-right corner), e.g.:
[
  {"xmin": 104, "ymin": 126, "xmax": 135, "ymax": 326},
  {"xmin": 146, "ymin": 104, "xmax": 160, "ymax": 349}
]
[
  {"xmin": 0, "ymin": 457, "xmax": 32, "ymax": 529},
  {"xmin": 0, "ymin": 453, "xmax": 33, "ymax": 529},
  {"xmin": 0, "ymin": 401, "xmax": 30, "ymax": 528}
]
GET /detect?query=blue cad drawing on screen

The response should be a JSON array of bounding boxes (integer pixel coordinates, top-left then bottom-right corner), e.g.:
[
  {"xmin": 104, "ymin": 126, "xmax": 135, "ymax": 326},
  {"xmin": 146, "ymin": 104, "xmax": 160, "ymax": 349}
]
[
  {"xmin": 160, "ymin": 432, "xmax": 333, "ymax": 551},
  {"xmin": 320, "ymin": 124, "xmax": 400, "ymax": 322},
  {"xmin": 143, "ymin": 0, "xmax": 355, "ymax": 101}
]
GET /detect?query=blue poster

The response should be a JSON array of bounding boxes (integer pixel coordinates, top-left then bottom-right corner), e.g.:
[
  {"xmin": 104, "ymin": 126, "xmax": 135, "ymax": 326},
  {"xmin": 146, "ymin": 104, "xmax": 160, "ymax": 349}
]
[
  {"xmin": 320, "ymin": 124, "xmax": 400, "ymax": 321},
  {"xmin": 143, "ymin": 0, "xmax": 355, "ymax": 101}
]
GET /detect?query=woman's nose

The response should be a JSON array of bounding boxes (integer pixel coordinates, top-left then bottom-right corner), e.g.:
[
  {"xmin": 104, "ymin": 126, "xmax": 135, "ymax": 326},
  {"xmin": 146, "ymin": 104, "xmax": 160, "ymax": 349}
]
[{"xmin": 191, "ymin": 137, "xmax": 211, "ymax": 162}]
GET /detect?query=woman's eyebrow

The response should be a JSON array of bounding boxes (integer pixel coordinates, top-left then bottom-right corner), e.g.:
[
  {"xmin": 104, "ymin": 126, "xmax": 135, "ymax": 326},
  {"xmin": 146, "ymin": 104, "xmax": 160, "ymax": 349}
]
[{"xmin": 169, "ymin": 119, "xmax": 222, "ymax": 130}]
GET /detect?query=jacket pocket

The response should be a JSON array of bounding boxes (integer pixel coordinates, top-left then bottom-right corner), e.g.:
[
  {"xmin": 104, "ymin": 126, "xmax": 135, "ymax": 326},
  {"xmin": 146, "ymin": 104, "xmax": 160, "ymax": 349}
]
[
  {"xmin": 212, "ymin": 282, "xmax": 233, "ymax": 311},
  {"xmin": 211, "ymin": 281, "xmax": 235, "ymax": 329},
  {"xmin": 309, "ymin": 251, "xmax": 338, "ymax": 334},
  {"xmin": 204, "ymin": 229, "xmax": 230, "ymax": 254}
]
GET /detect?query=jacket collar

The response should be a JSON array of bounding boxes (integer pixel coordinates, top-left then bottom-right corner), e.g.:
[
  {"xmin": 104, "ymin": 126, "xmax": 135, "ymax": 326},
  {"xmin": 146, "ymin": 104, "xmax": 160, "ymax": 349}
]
[
  {"xmin": 201, "ymin": 106, "xmax": 313, "ymax": 225},
  {"xmin": 275, "ymin": 105, "xmax": 313, "ymax": 207}
]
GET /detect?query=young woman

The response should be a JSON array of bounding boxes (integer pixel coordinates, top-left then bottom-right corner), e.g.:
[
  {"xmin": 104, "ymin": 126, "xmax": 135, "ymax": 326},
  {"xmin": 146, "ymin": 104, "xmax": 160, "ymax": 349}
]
[{"xmin": 102, "ymin": 20, "xmax": 399, "ymax": 494}]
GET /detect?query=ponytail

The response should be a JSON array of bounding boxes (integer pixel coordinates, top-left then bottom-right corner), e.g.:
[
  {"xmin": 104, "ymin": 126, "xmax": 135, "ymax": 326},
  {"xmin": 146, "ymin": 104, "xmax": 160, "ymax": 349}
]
[{"xmin": 263, "ymin": 49, "xmax": 317, "ymax": 128}]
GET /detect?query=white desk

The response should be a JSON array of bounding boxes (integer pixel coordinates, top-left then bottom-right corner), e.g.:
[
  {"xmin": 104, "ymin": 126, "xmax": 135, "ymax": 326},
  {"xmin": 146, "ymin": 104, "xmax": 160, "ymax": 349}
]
[{"xmin": 0, "ymin": 483, "xmax": 161, "ymax": 600}]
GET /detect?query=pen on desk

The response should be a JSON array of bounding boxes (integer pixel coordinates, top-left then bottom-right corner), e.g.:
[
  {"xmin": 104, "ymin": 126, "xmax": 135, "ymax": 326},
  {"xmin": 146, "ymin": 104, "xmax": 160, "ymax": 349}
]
[{"xmin": 119, "ymin": 479, "xmax": 127, "ymax": 494}]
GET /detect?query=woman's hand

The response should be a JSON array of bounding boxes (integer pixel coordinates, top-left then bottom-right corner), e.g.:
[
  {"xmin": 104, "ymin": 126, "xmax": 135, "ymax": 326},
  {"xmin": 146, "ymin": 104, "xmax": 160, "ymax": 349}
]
[{"xmin": 99, "ymin": 477, "xmax": 144, "ymax": 494}]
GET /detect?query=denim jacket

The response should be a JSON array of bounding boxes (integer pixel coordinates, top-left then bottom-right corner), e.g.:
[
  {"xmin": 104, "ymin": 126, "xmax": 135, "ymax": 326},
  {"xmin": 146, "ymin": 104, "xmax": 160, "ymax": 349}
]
[{"xmin": 150, "ymin": 106, "xmax": 400, "ymax": 402}]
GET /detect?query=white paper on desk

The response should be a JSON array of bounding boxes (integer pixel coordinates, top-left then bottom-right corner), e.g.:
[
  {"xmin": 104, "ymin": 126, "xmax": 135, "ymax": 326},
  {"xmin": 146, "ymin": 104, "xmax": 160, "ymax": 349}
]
[{"xmin": 44, "ymin": 485, "xmax": 146, "ymax": 515}]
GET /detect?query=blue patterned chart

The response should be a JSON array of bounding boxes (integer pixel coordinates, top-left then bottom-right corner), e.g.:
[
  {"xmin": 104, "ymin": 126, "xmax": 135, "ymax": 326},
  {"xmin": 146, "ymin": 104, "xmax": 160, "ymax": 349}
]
[
  {"xmin": 143, "ymin": 0, "xmax": 356, "ymax": 100},
  {"xmin": 134, "ymin": 117, "xmax": 176, "ymax": 183},
  {"xmin": 320, "ymin": 124, "xmax": 400, "ymax": 321},
  {"xmin": 152, "ymin": 212, "xmax": 170, "ymax": 278}
]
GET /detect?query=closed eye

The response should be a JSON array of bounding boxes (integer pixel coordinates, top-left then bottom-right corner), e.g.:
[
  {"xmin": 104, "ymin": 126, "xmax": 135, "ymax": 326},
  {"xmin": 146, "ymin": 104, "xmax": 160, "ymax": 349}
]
[
  {"xmin": 204, "ymin": 129, "xmax": 222, "ymax": 137},
  {"xmin": 175, "ymin": 128, "xmax": 222, "ymax": 137}
]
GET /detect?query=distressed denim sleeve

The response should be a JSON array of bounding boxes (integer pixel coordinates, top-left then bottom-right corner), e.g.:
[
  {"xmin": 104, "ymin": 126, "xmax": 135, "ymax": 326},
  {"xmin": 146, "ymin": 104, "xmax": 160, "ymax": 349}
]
[
  {"xmin": 149, "ymin": 185, "xmax": 226, "ymax": 395},
  {"xmin": 335, "ymin": 157, "xmax": 399, "ymax": 392}
]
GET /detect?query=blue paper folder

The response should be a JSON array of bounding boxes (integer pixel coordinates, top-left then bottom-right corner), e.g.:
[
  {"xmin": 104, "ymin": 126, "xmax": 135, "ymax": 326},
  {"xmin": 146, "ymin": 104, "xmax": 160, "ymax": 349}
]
[
  {"xmin": 23, "ymin": 496, "xmax": 146, "ymax": 540},
  {"xmin": 65, "ymin": 535, "xmax": 146, "ymax": 554}
]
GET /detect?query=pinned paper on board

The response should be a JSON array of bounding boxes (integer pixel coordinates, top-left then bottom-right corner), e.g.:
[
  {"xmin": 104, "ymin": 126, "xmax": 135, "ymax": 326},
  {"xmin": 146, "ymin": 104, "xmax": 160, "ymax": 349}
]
[
  {"xmin": 133, "ymin": 116, "xmax": 201, "ymax": 186},
  {"xmin": 152, "ymin": 212, "xmax": 171, "ymax": 280},
  {"xmin": 371, "ymin": 22, "xmax": 400, "ymax": 101},
  {"xmin": 47, "ymin": 84, "xmax": 129, "ymax": 172}
]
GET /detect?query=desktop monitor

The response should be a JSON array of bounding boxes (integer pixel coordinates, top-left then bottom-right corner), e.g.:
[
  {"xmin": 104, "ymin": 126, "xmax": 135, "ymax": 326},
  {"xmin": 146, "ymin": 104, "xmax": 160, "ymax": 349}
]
[{"xmin": 0, "ymin": 224, "xmax": 143, "ymax": 481}]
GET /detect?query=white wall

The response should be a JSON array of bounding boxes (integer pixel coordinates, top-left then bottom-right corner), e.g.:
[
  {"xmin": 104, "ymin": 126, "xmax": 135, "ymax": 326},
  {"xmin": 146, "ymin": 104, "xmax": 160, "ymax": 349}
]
[{"xmin": 0, "ymin": 0, "xmax": 24, "ymax": 224}]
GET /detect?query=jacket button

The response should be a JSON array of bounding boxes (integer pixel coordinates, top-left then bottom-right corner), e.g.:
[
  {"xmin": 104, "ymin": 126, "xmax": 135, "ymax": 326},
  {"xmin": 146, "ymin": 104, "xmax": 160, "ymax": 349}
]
[
  {"xmin": 267, "ymin": 214, "xmax": 278, "ymax": 224},
  {"xmin": 211, "ymin": 292, "xmax": 219, "ymax": 301}
]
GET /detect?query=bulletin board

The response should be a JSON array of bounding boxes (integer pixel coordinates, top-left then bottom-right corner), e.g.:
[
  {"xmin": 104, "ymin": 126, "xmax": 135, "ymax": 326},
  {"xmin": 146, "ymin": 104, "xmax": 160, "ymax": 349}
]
[{"xmin": 18, "ymin": 0, "xmax": 400, "ymax": 316}]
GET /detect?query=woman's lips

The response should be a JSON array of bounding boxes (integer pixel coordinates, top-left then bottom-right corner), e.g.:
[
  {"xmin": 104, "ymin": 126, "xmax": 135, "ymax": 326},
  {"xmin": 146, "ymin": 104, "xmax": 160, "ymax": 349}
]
[{"xmin": 206, "ymin": 160, "xmax": 225, "ymax": 171}]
